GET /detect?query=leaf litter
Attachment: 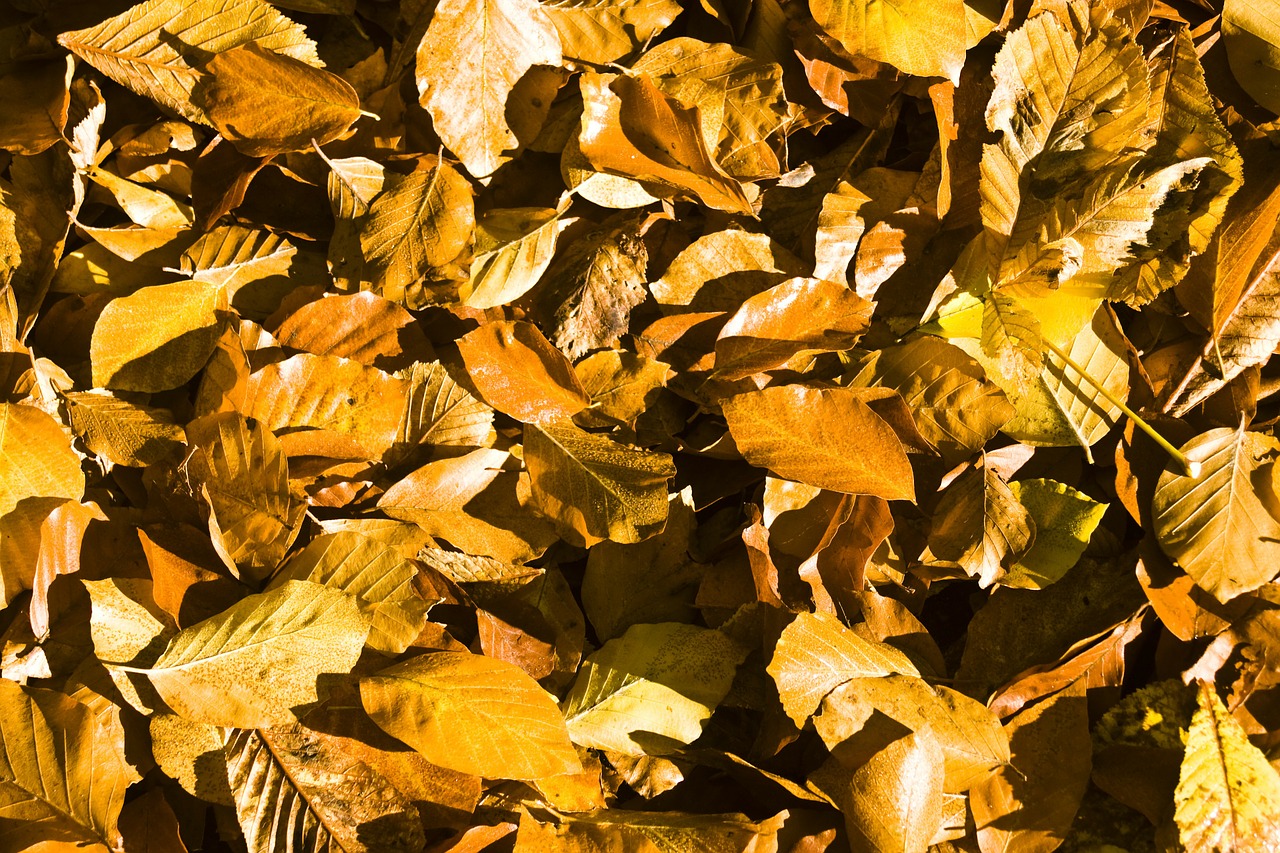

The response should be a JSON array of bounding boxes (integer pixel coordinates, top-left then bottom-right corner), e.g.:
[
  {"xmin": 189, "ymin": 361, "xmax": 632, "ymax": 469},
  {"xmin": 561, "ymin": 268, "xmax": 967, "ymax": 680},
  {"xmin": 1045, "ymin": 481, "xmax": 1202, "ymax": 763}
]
[{"xmin": 3, "ymin": 0, "xmax": 1280, "ymax": 850}]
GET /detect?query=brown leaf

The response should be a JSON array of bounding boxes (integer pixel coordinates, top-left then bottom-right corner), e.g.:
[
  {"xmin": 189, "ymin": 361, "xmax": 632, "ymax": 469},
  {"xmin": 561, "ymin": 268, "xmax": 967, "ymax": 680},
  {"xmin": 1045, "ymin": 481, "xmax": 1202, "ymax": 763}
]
[
  {"xmin": 713, "ymin": 277, "xmax": 872, "ymax": 380},
  {"xmin": 723, "ymin": 385, "xmax": 916, "ymax": 501},
  {"xmin": 578, "ymin": 72, "xmax": 753, "ymax": 214},
  {"xmin": 192, "ymin": 42, "xmax": 361, "ymax": 157},
  {"xmin": 971, "ymin": 680, "xmax": 1092, "ymax": 853},
  {"xmin": 457, "ymin": 320, "xmax": 590, "ymax": 425}
]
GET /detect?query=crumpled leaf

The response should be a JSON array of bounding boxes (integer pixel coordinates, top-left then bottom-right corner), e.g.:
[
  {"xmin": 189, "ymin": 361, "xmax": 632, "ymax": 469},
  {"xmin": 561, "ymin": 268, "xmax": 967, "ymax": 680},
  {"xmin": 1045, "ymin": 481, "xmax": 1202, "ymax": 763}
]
[
  {"xmin": 926, "ymin": 464, "xmax": 1033, "ymax": 588},
  {"xmin": 578, "ymin": 72, "xmax": 753, "ymax": 214},
  {"xmin": 183, "ymin": 411, "xmax": 306, "ymax": 582},
  {"xmin": 360, "ymin": 650, "xmax": 583, "ymax": 780},
  {"xmin": 225, "ymin": 725, "xmax": 426, "ymax": 853}
]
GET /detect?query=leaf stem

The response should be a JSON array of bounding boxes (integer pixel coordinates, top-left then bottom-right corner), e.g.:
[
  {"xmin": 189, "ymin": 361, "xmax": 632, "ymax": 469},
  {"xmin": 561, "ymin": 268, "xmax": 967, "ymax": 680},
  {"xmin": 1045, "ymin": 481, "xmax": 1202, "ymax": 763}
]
[{"xmin": 1040, "ymin": 337, "xmax": 1200, "ymax": 478}]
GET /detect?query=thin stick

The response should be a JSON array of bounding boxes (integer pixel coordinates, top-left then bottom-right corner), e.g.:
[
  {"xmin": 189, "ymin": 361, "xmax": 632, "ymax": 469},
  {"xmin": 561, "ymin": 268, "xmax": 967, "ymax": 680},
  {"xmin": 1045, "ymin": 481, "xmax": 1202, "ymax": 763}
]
[{"xmin": 1041, "ymin": 337, "xmax": 1200, "ymax": 478}]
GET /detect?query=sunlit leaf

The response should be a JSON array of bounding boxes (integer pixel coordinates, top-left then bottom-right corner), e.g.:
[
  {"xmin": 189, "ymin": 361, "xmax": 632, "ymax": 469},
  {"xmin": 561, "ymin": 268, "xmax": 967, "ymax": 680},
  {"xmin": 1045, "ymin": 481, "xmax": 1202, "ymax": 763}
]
[
  {"xmin": 0, "ymin": 679, "xmax": 138, "ymax": 851},
  {"xmin": 90, "ymin": 281, "xmax": 226, "ymax": 392},
  {"xmin": 114, "ymin": 580, "xmax": 367, "ymax": 728},
  {"xmin": 561, "ymin": 621, "xmax": 746, "ymax": 756},
  {"xmin": 58, "ymin": 0, "xmax": 320, "ymax": 125},
  {"xmin": 767, "ymin": 610, "xmax": 919, "ymax": 726},
  {"xmin": 809, "ymin": 0, "xmax": 966, "ymax": 81},
  {"xmin": 360, "ymin": 650, "xmax": 582, "ymax": 780},
  {"xmin": 1152, "ymin": 425, "xmax": 1280, "ymax": 603},
  {"xmin": 358, "ymin": 156, "xmax": 474, "ymax": 308},
  {"xmin": 415, "ymin": 0, "xmax": 562, "ymax": 178},
  {"xmin": 193, "ymin": 43, "xmax": 361, "ymax": 157},
  {"xmin": 267, "ymin": 531, "xmax": 430, "ymax": 654},
  {"xmin": 183, "ymin": 412, "xmax": 306, "ymax": 583},
  {"xmin": 1175, "ymin": 682, "xmax": 1280, "ymax": 852},
  {"xmin": 524, "ymin": 419, "xmax": 675, "ymax": 546},
  {"xmin": 723, "ymin": 384, "xmax": 916, "ymax": 501}
]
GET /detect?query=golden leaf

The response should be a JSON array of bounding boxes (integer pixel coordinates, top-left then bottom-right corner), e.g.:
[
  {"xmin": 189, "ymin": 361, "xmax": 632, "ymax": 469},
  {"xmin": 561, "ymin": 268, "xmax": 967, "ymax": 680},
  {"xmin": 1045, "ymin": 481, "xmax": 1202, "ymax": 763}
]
[{"xmin": 360, "ymin": 650, "xmax": 583, "ymax": 780}]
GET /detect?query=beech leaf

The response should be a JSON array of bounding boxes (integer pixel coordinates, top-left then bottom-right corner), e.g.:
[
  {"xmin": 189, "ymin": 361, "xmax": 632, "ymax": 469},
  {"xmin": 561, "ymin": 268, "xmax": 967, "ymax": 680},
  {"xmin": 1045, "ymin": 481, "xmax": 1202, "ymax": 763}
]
[
  {"xmin": 560, "ymin": 622, "xmax": 747, "ymax": 756},
  {"xmin": 193, "ymin": 42, "xmax": 362, "ymax": 157},
  {"xmin": 112, "ymin": 580, "xmax": 368, "ymax": 729},
  {"xmin": 723, "ymin": 385, "xmax": 916, "ymax": 501},
  {"xmin": 1152, "ymin": 425, "xmax": 1280, "ymax": 603},
  {"xmin": 360, "ymin": 650, "xmax": 583, "ymax": 780},
  {"xmin": 1175, "ymin": 681, "xmax": 1280, "ymax": 852}
]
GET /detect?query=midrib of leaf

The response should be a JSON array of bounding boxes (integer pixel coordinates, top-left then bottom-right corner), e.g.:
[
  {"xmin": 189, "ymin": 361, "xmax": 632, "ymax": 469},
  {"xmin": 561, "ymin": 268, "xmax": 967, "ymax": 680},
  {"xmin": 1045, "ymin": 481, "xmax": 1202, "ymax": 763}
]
[
  {"xmin": 249, "ymin": 729, "xmax": 349, "ymax": 846},
  {"xmin": 107, "ymin": 605, "xmax": 324, "ymax": 673},
  {"xmin": 0, "ymin": 713, "xmax": 95, "ymax": 843},
  {"xmin": 562, "ymin": 666, "xmax": 650, "ymax": 725},
  {"xmin": 381, "ymin": 165, "xmax": 443, "ymax": 269}
]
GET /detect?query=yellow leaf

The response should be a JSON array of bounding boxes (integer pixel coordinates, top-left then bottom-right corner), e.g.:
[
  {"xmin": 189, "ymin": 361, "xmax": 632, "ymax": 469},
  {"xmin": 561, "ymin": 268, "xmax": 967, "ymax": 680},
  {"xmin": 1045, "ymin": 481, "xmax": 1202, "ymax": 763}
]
[
  {"xmin": 360, "ymin": 650, "xmax": 583, "ymax": 780},
  {"xmin": 1175, "ymin": 681, "xmax": 1280, "ymax": 852},
  {"xmin": 463, "ymin": 203, "xmax": 574, "ymax": 309},
  {"xmin": 513, "ymin": 809, "xmax": 785, "ymax": 852},
  {"xmin": 809, "ymin": 727, "xmax": 946, "ymax": 853},
  {"xmin": 267, "ymin": 531, "xmax": 430, "ymax": 654},
  {"xmin": 358, "ymin": 156, "xmax": 474, "ymax": 308},
  {"xmin": 183, "ymin": 412, "xmax": 306, "ymax": 583},
  {"xmin": 543, "ymin": 0, "xmax": 680, "ymax": 66},
  {"xmin": 809, "ymin": 0, "xmax": 966, "ymax": 81},
  {"xmin": 115, "ymin": 580, "xmax": 368, "ymax": 728},
  {"xmin": 58, "ymin": 0, "xmax": 320, "ymax": 125},
  {"xmin": 192, "ymin": 42, "xmax": 361, "ymax": 157},
  {"xmin": 242, "ymin": 353, "xmax": 408, "ymax": 461},
  {"xmin": 0, "ymin": 402, "xmax": 84, "ymax": 519},
  {"xmin": 578, "ymin": 72, "xmax": 753, "ymax": 214},
  {"xmin": 414, "ymin": 0, "xmax": 562, "ymax": 178},
  {"xmin": 650, "ymin": 228, "xmax": 805, "ymax": 313},
  {"xmin": 64, "ymin": 391, "xmax": 184, "ymax": 467},
  {"xmin": 1152, "ymin": 425, "xmax": 1280, "ymax": 603},
  {"xmin": 632, "ymin": 38, "xmax": 791, "ymax": 181},
  {"xmin": 767, "ymin": 610, "xmax": 919, "ymax": 726},
  {"xmin": 89, "ymin": 281, "xmax": 226, "ymax": 392},
  {"xmin": 378, "ymin": 447, "xmax": 557, "ymax": 563},
  {"xmin": 560, "ymin": 622, "xmax": 747, "ymax": 756},
  {"xmin": 1223, "ymin": 0, "xmax": 1280, "ymax": 114},
  {"xmin": 0, "ymin": 680, "xmax": 139, "ymax": 851},
  {"xmin": 524, "ymin": 419, "xmax": 675, "ymax": 546}
]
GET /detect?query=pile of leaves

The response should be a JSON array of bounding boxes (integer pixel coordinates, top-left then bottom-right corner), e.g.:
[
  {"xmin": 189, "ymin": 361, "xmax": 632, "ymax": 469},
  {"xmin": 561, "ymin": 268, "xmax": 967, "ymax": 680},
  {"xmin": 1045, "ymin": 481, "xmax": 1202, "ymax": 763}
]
[{"xmin": 6, "ymin": 0, "xmax": 1280, "ymax": 849}]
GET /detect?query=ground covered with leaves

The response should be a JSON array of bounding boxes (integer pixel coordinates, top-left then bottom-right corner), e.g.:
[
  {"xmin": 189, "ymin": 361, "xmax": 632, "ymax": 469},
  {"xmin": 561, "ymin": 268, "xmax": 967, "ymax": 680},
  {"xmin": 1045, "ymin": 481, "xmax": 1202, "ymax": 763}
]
[{"xmin": 4, "ymin": 0, "xmax": 1280, "ymax": 850}]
